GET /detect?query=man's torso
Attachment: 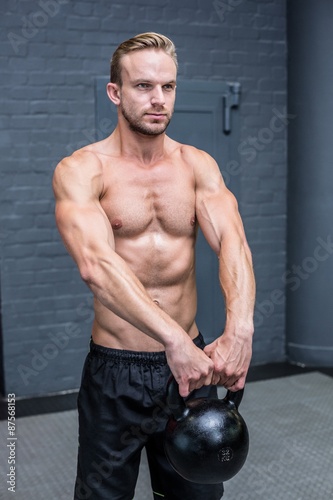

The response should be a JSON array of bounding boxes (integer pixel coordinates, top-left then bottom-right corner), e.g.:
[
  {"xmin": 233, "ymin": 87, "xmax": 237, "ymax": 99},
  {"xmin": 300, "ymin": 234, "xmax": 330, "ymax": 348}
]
[{"xmin": 85, "ymin": 136, "xmax": 200, "ymax": 351}]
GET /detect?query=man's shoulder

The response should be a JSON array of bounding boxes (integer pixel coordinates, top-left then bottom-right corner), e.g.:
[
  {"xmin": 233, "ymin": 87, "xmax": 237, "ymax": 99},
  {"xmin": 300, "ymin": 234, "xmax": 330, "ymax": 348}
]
[
  {"xmin": 179, "ymin": 144, "xmax": 218, "ymax": 178},
  {"xmin": 167, "ymin": 139, "xmax": 223, "ymax": 190},
  {"xmin": 52, "ymin": 145, "xmax": 106, "ymax": 201},
  {"xmin": 55, "ymin": 145, "xmax": 103, "ymax": 179},
  {"xmin": 167, "ymin": 136, "xmax": 213, "ymax": 165}
]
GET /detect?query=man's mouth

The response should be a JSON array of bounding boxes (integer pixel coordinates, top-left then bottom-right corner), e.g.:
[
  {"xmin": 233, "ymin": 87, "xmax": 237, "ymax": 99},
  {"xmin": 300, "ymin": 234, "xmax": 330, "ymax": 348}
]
[{"xmin": 145, "ymin": 113, "xmax": 166, "ymax": 119}]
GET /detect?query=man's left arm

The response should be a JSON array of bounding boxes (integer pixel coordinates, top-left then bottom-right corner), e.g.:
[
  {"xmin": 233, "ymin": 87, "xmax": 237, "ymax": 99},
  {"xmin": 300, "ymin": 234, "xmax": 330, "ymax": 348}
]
[{"xmin": 193, "ymin": 149, "xmax": 256, "ymax": 391}]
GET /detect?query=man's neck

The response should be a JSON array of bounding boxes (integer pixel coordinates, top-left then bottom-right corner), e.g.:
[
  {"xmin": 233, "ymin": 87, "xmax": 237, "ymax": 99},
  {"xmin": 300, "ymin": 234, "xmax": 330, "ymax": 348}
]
[{"xmin": 112, "ymin": 123, "xmax": 168, "ymax": 166}]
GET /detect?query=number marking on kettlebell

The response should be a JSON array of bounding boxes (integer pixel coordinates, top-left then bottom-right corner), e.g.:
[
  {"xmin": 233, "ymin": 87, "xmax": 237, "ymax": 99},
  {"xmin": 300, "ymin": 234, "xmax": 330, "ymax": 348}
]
[{"xmin": 218, "ymin": 447, "xmax": 233, "ymax": 463}]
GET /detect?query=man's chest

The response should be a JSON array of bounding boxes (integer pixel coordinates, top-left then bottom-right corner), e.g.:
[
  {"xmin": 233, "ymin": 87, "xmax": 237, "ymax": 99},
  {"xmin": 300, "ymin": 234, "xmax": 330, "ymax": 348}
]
[{"xmin": 100, "ymin": 162, "xmax": 197, "ymax": 237}]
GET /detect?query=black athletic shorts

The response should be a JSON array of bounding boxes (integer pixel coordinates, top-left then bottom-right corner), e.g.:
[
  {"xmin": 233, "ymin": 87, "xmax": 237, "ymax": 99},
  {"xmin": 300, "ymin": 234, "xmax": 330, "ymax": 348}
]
[{"xmin": 74, "ymin": 333, "xmax": 224, "ymax": 500}]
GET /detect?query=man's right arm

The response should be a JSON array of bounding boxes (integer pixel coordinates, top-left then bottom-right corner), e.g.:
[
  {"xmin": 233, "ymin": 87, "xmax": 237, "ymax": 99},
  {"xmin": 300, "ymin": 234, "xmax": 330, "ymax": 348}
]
[{"xmin": 52, "ymin": 150, "xmax": 213, "ymax": 396}]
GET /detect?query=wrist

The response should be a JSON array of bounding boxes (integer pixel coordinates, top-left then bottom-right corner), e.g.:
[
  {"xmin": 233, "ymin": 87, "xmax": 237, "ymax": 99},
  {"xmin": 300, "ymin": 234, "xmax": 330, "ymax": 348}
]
[
  {"xmin": 223, "ymin": 319, "xmax": 254, "ymax": 339},
  {"xmin": 163, "ymin": 328, "xmax": 189, "ymax": 352}
]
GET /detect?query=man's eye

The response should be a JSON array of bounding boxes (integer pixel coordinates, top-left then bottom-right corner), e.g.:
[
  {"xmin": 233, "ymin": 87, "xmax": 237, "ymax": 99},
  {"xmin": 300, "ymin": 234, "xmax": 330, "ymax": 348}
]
[
  {"xmin": 163, "ymin": 83, "xmax": 176, "ymax": 92},
  {"xmin": 137, "ymin": 83, "xmax": 150, "ymax": 89}
]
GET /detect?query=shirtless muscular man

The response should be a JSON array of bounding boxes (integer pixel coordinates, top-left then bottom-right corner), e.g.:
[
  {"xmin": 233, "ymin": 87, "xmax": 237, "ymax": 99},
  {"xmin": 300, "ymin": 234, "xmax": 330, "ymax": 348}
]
[{"xmin": 53, "ymin": 32, "xmax": 255, "ymax": 500}]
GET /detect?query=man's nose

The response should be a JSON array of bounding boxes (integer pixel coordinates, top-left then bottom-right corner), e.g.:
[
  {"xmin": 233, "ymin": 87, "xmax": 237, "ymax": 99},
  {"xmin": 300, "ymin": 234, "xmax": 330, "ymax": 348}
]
[{"xmin": 151, "ymin": 86, "xmax": 165, "ymax": 106}]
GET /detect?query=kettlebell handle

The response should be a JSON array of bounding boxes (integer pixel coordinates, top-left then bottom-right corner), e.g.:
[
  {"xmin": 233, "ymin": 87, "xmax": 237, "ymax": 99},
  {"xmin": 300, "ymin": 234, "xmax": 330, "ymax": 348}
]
[
  {"xmin": 166, "ymin": 376, "xmax": 189, "ymax": 421},
  {"xmin": 166, "ymin": 376, "xmax": 245, "ymax": 421},
  {"xmin": 225, "ymin": 387, "xmax": 244, "ymax": 408}
]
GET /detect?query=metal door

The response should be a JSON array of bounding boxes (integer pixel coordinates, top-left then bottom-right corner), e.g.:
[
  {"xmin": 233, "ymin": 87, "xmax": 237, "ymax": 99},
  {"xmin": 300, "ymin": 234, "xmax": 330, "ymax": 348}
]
[{"xmin": 95, "ymin": 78, "xmax": 241, "ymax": 342}]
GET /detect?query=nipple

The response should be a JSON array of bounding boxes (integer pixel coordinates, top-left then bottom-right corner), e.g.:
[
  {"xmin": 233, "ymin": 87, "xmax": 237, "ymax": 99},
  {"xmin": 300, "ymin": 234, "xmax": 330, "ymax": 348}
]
[
  {"xmin": 153, "ymin": 299, "xmax": 160, "ymax": 306},
  {"xmin": 190, "ymin": 216, "xmax": 196, "ymax": 226},
  {"xmin": 112, "ymin": 219, "xmax": 123, "ymax": 230}
]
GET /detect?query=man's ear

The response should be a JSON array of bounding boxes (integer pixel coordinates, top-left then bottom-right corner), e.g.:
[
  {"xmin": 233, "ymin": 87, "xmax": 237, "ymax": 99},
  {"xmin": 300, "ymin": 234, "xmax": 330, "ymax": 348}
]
[{"xmin": 106, "ymin": 83, "xmax": 120, "ymax": 105}]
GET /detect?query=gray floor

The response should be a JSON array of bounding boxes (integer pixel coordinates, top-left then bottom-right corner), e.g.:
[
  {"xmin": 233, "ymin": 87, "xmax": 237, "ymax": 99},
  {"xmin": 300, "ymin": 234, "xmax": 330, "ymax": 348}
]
[{"xmin": 1, "ymin": 372, "xmax": 333, "ymax": 499}]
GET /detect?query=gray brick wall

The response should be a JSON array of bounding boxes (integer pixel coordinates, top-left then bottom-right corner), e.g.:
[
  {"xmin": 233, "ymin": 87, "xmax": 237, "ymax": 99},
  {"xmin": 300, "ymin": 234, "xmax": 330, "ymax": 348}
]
[{"xmin": 1, "ymin": 0, "xmax": 287, "ymax": 397}]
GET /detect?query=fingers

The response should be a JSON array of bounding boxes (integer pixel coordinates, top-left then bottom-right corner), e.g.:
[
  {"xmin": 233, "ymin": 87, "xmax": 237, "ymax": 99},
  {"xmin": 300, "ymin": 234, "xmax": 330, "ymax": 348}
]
[
  {"xmin": 211, "ymin": 372, "xmax": 220, "ymax": 385},
  {"xmin": 188, "ymin": 373, "xmax": 213, "ymax": 394},
  {"xmin": 204, "ymin": 339, "xmax": 250, "ymax": 391},
  {"xmin": 170, "ymin": 336, "xmax": 250, "ymax": 396},
  {"xmin": 214, "ymin": 373, "xmax": 246, "ymax": 391},
  {"xmin": 178, "ymin": 381, "xmax": 190, "ymax": 398},
  {"xmin": 181, "ymin": 372, "xmax": 244, "ymax": 396},
  {"xmin": 178, "ymin": 363, "xmax": 214, "ymax": 397},
  {"xmin": 166, "ymin": 335, "xmax": 216, "ymax": 398},
  {"xmin": 178, "ymin": 369, "xmax": 244, "ymax": 397},
  {"xmin": 178, "ymin": 376, "xmax": 212, "ymax": 398}
]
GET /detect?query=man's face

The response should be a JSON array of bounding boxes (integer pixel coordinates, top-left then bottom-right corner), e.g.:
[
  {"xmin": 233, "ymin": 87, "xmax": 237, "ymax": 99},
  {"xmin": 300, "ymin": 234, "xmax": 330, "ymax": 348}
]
[{"xmin": 117, "ymin": 49, "xmax": 177, "ymax": 136}]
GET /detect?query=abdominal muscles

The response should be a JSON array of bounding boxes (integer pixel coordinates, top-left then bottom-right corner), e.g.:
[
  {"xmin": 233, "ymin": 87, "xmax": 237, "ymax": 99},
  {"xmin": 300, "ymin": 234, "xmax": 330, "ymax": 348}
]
[{"xmin": 92, "ymin": 231, "xmax": 199, "ymax": 351}]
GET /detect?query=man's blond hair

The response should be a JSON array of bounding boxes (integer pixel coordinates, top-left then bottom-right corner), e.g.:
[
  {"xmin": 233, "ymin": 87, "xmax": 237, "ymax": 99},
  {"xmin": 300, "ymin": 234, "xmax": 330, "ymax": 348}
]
[{"xmin": 110, "ymin": 32, "xmax": 178, "ymax": 85}]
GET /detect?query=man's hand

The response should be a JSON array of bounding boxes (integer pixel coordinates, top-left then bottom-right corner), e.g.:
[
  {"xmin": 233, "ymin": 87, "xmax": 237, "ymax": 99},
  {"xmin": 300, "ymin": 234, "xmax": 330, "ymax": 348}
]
[
  {"xmin": 204, "ymin": 332, "xmax": 252, "ymax": 392},
  {"xmin": 165, "ymin": 336, "xmax": 214, "ymax": 397}
]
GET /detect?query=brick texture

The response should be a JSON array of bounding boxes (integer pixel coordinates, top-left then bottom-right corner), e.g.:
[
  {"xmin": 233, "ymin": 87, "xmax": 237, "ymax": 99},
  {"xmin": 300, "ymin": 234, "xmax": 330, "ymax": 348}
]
[{"xmin": 1, "ymin": 0, "xmax": 287, "ymax": 397}]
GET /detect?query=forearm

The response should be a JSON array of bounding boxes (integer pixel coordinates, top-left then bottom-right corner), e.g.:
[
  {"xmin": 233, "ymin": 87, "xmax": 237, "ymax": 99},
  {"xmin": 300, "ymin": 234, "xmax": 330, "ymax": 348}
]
[
  {"xmin": 82, "ymin": 249, "xmax": 187, "ymax": 348},
  {"xmin": 202, "ymin": 237, "xmax": 255, "ymax": 389},
  {"xmin": 219, "ymin": 237, "xmax": 255, "ymax": 337},
  {"xmin": 83, "ymin": 250, "xmax": 217, "ymax": 395}
]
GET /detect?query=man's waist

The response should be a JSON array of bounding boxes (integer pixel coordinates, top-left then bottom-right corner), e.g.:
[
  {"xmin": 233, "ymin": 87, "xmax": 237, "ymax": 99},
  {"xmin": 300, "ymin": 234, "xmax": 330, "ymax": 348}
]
[{"xmin": 89, "ymin": 332, "xmax": 205, "ymax": 363}]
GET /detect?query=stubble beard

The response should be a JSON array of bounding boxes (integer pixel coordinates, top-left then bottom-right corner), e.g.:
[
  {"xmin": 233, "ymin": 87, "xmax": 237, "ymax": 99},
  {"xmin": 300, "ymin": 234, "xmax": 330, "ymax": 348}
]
[{"xmin": 120, "ymin": 103, "xmax": 172, "ymax": 136}]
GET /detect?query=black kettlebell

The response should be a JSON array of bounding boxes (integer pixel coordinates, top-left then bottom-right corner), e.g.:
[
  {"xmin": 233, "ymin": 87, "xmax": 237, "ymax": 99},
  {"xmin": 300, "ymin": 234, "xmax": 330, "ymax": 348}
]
[{"xmin": 164, "ymin": 378, "xmax": 249, "ymax": 484}]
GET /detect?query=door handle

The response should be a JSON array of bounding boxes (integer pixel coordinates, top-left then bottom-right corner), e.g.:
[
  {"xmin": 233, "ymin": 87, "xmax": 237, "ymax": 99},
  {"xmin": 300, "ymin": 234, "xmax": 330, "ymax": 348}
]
[{"xmin": 223, "ymin": 82, "xmax": 241, "ymax": 135}]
